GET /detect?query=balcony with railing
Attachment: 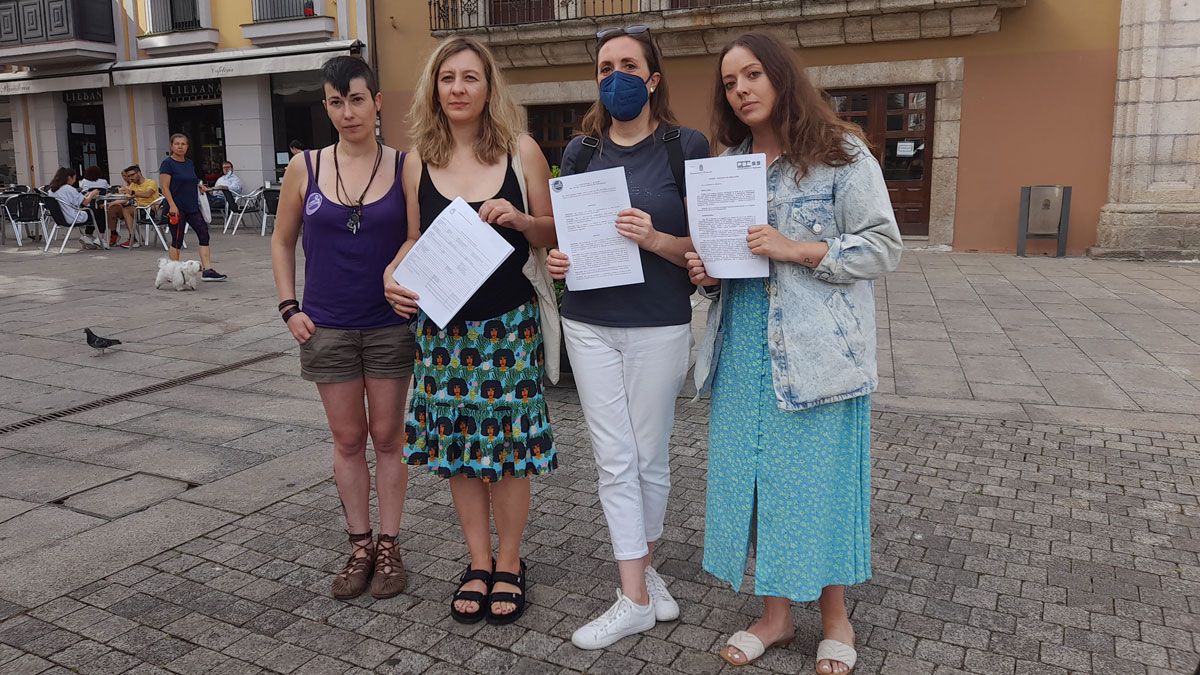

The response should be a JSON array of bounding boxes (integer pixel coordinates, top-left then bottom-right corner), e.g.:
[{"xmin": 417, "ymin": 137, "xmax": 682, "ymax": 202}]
[
  {"xmin": 242, "ymin": 0, "xmax": 334, "ymax": 47},
  {"xmin": 0, "ymin": 0, "xmax": 117, "ymax": 68},
  {"xmin": 428, "ymin": 0, "xmax": 1027, "ymax": 68},
  {"xmin": 138, "ymin": 0, "xmax": 219, "ymax": 57}
]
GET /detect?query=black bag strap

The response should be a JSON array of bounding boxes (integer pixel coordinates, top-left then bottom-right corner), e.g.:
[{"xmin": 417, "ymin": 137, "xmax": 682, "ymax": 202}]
[
  {"xmin": 572, "ymin": 128, "xmax": 687, "ymax": 200},
  {"xmin": 662, "ymin": 126, "xmax": 686, "ymax": 199},
  {"xmin": 573, "ymin": 135, "xmax": 600, "ymax": 175}
]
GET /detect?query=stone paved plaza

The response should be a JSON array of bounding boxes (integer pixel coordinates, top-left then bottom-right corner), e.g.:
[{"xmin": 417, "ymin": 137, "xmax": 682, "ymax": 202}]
[{"xmin": 0, "ymin": 229, "xmax": 1197, "ymax": 675}]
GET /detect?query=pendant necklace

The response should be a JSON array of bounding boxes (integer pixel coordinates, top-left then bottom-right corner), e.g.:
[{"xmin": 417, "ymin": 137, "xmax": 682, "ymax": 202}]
[{"xmin": 333, "ymin": 140, "xmax": 383, "ymax": 234}]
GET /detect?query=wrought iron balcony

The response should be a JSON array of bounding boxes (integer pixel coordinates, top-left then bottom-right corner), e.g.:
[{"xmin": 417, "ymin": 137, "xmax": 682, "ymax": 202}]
[
  {"xmin": 148, "ymin": 0, "xmax": 202, "ymax": 33},
  {"xmin": 244, "ymin": 0, "xmax": 332, "ymax": 47},
  {"xmin": 254, "ymin": 0, "xmax": 315, "ymax": 22},
  {"xmin": 140, "ymin": 0, "xmax": 218, "ymax": 56},
  {"xmin": 429, "ymin": 0, "xmax": 757, "ymax": 31},
  {"xmin": 427, "ymin": 0, "xmax": 1026, "ymax": 68},
  {"xmin": 0, "ymin": 0, "xmax": 117, "ymax": 67}
]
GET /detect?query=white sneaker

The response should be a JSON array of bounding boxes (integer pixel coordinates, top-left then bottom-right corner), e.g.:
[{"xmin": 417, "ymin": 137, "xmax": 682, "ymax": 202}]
[
  {"xmin": 644, "ymin": 566, "xmax": 680, "ymax": 622},
  {"xmin": 571, "ymin": 590, "xmax": 656, "ymax": 650}
]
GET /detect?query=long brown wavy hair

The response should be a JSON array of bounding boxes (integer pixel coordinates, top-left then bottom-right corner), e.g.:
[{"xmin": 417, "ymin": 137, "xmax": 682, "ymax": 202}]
[
  {"xmin": 408, "ymin": 37, "xmax": 522, "ymax": 168},
  {"xmin": 579, "ymin": 29, "xmax": 677, "ymax": 139},
  {"xmin": 712, "ymin": 33, "xmax": 867, "ymax": 178}
]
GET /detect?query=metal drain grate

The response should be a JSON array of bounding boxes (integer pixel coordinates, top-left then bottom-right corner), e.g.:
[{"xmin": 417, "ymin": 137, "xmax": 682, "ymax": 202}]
[{"xmin": 0, "ymin": 351, "xmax": 287, "ymax": 435}]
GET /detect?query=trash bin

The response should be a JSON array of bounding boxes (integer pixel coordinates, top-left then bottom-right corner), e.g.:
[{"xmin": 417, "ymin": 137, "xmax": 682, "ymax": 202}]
[{"xmin": 1017, "ymin": 185, "xmax": 1071, "ymax": 257}]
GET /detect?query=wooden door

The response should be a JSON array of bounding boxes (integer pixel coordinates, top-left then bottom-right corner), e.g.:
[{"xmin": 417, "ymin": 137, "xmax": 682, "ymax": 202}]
[
  {"xmin": 828, "ymin": 84, "xmax": 935, "ymax": 237},
  {"xmin": 527, "ymin": 103, "xmax": 592, "ymax": 170}
]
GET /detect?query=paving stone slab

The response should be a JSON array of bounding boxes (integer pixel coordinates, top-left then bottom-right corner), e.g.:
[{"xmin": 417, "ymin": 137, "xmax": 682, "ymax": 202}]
[
  {"xmin": 63, "ymin": 474, "xmax": 189, "ymax": 519},
  {"xmin": 0, "ymin": 454, "xmax": 132, "ymax": 503},
  {"xmin": 61, "ymin": 436, "xmax": 267, "ymax": 485},
  {"xmin": 0, "ymin": 498, "xmax": 39, "ymax": 526},
  {"xmin": 178, "ymin": 442, "xmax": 332, "ymax": 515},
  {"xmin": 0, "ymin": 421, "xmax": 144, "ymax": 457},
  {"xmin": 0, "ymin": 499, "xmax": 234, "ymax": 607},
  {"xmin": 113, "ymin": 409, "xmax": 275, "ymax": 446},
  {"xmin": 0, "ymin": 506, "xmax": 105, "ymax": 563}
]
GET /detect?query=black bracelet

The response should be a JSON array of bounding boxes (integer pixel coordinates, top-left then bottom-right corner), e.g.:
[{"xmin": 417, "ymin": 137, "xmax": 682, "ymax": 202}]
[
  {"xmin": 281, "ymin": 307, "xmax": 301, "ymax": 324},
  {"xmin": 278, "ymin": 299, "xmax": 300, "ymax": 312}
]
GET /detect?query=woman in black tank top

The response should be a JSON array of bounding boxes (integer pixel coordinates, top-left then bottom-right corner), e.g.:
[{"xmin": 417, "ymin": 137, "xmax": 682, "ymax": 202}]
[
  {"xmin": 416, "ymin": 155, "xmax": 533, "ymax": 320},
  {"xmin": 382, "ymin": 36, "xmax": 558, "ymax": 626}
]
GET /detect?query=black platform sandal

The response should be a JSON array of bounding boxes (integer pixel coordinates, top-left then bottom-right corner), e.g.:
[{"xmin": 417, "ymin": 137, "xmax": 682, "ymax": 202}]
[
  {"xmin": 450, "ymin": 563, "xmax": 492, "ymax": 624},
  {"xmin": 486, "ymin": 559, "xmax": 527, "ymax": 626}
]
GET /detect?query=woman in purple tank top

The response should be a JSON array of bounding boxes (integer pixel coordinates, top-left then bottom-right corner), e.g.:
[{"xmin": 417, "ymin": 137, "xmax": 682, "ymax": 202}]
[{"xmin": 270, "ymin": 56, "xmax": 414, "ymax": 602}]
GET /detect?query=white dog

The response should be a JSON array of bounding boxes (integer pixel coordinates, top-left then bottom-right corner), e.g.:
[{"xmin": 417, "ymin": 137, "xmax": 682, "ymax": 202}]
[{"xmin": 154, "ymin": 258, "xmax": 201, "ymax": 291}]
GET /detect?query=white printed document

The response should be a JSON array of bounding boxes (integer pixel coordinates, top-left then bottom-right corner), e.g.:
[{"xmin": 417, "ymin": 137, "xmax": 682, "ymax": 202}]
[
  {"xmin": 549, "ymin": 167, "xmax": 644, "ymax": 291},
  {"xmin": 391, "ymin": 196, "xmax": 514, "ymax": 329},
  {"xmin": 685, "ymin": 153, "xmax": 770, "ymax": 279}
]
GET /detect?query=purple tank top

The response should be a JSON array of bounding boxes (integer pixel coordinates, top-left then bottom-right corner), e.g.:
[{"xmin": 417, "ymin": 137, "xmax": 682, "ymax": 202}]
[{"xmin": 301, "ymin": 148, "xmax": 408, "ymax": 330}]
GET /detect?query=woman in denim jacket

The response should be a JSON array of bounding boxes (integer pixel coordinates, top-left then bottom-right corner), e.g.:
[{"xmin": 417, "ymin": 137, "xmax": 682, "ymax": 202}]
[{"xmin": 686, "ymin": 33, "xmax": 902, "ymax": 674}]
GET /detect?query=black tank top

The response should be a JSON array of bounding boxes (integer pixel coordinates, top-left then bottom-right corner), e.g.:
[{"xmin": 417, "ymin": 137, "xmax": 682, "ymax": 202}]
[{"xmin": 418, "ymin": 155, "xmax": 533, "ymax": 322}]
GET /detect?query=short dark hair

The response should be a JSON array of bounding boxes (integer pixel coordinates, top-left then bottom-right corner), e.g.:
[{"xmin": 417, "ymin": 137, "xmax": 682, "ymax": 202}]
[
  {"xmin": 124, "ymin": 164, "xmax": 141, "ymax": 174},
  {"xmin": 82, "ymin": 165, "xmax": 104, "ymax": 181},
  {"xmin": 320, "ymin": 55, "xmax": 379, "ymax": 98},
  {"xmin": 221, "ymin": 160, "xmax": 234, "ymax": 168},
  {"xmin": 288, "ymin": 139, "xmax": 304, "ymax": 151}
]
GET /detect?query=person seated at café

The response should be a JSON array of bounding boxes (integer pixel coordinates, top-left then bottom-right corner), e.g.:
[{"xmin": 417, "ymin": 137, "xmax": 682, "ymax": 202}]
[
  {"xmin": 209, "ymin": 160, "xmax": 244, "ymax": 209},
  {"xmin": 48, "ymin": 167, "xmax": 104, "ymax": 249},
  {"xmin": 78, "ymin": 165, "xmax": 114, "ymax": 244},
  {"xmin": 106, "ymin": 164, "xmax": 158, "ymax": 249}
]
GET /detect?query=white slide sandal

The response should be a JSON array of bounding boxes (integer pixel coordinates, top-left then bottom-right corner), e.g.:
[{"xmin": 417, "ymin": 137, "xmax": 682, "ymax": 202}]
[
  {"xmin": 816, "ymin": 639, "xmax": 858, "ymax": 673},
  {"xmin": 719, "ymin": 630, "xmax": 794, "ymax": 666}
]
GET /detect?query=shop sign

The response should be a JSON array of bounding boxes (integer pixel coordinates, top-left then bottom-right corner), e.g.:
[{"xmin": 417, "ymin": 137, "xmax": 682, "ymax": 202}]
[
  {"xmin": 163, "ymin": 80, "xmax": 222, "ymax": 105},
  {"xmin": 63, "ymin": 89, "xmax": 104, "ymax": 106}
]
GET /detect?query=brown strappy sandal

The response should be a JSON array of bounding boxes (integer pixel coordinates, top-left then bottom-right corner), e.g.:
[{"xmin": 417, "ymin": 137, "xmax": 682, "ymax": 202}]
[
  {"xmin": 370, "ymin": 533, "xmax": 407, "ymax": 599},
  {"xmin": 331, "ymin": 530, "xmax": 375, "ymax": 600}
]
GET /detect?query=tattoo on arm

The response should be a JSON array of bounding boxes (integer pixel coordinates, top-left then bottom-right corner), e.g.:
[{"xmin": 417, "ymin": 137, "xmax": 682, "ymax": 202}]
[{"xmin": 801, "ymin": 256, "xmax": 818, "ymax": 267}]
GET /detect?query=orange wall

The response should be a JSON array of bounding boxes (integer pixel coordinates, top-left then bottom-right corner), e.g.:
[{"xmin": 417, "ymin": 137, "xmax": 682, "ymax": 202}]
[
  {"xmin": 383, "ymin": 0, "xmax": 1121, "ymax": 253},
  {"xmin": 374, "ymin": 0, "xmax": 438, "ymax": 148},
  {"xmin": 955, "ymin": 49, "xmax": 1117, "ymax": 254}
]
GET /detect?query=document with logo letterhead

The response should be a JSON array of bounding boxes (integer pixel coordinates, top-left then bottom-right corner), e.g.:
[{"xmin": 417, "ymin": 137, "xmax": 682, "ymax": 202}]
[
  {"xmin": 685, "ymin": 153, "xmax": 770, "ymax": 279},
  {"xmin": 391, "ymin": 196, "xmax": 514, "ymax": 329},
  {"xmin": 549, "ymin": 166, "xmax": 644, "ymax": 291}
]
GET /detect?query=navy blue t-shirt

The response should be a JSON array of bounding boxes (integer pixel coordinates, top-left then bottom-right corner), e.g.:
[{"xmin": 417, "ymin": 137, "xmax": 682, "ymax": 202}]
[
  {"xmin": 158, "ymin": 157, "xmax": 201, "ymax": 213},
  {"xmin": 560, "ymin": 125, "xmax": 710, "ymax": 327}
]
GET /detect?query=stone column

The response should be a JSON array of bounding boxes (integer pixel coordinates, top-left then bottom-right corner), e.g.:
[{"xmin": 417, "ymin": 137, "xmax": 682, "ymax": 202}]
[
  {"xmin": 103, "ymin": 88, "xmax": 132, "ymax": 184},
  {"xmin": 1092, "ymin": 0, "xmax": 1200, "ymax": 259},
  {"xmin": 221, "ymin": 76, "xmax": 276, "ymax": 190},
  {"xmin": 12, "ymin": 93, "xmax": 69, "ymax": 186},
  {"xmin": 130, "ymin": 84, "xmax": 170, "ymax": 177}
]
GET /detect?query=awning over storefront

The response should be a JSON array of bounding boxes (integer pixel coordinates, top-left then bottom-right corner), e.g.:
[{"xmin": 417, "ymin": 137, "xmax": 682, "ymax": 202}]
[
  {"xmin": 111, "ymin": 40, "xmax": 363, "ymax": 86},
  {"xmin": 0, "ymin": 67, "xmax": 111, "ymax": 96}
]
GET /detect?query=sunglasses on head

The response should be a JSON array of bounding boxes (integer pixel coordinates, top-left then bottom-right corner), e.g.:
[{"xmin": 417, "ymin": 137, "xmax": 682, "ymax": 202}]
[{"xmin": 596, "ymin": 24, "xmax": 650, "ymax": 41}]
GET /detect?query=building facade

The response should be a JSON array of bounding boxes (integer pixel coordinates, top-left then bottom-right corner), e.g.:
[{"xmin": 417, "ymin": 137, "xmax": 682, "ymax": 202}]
[
  {"xmin": 0, "ymin": 0, "xmax": 375, "ymax": 192},
  {"xmin": 4, "ymin": 1, "xmax": 1195, "ymax": 257},
  {"xmin": 411, "ymin": 0, "xmax": 1198, "ymax": 258}
]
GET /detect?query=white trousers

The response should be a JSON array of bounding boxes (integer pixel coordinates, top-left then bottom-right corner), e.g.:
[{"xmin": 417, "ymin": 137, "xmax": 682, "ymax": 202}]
[{"xmin": 562, "ymin": 318, "xmax": 692, "ymax": 560}]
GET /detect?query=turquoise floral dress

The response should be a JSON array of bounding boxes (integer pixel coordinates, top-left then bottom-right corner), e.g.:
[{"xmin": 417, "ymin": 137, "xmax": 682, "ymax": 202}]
[
  {"xmin": 702, "ymin": 278, "xmax": 871, "ymax": 601},
  {"xmin": 403, "ymin": 299, "xmax": 557, "ymax": 481}
]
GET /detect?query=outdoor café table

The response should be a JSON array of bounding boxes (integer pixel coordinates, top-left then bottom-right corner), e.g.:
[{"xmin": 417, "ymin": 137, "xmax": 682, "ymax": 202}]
[{"xmin": 96, "ymin": 193, "xmax": 134, "ymax": 232}]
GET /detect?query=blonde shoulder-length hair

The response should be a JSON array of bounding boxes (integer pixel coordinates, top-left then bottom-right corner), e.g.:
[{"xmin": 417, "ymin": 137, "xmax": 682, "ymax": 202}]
[{"xmin": 408, "ymin": 37, "xmax": 522, "ymax": 168}]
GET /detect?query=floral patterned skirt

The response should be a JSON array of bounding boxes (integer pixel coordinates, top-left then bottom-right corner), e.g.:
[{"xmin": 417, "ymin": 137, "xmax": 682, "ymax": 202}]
[{"xmin": 403, "ymin": 298, "xmax": 557, "ymax": 481}]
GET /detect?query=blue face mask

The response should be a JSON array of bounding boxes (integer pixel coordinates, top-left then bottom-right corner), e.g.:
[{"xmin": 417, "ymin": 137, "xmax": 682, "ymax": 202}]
[{"xmin": 600, "ymin": 71, "xmax": 651, "ymax": 122}]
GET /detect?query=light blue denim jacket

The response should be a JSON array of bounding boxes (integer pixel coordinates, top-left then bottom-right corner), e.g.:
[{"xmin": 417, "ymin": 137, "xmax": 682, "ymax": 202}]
[{"xmin": 693, "ymin": 134, "xmax": 903, "ymax": 410}]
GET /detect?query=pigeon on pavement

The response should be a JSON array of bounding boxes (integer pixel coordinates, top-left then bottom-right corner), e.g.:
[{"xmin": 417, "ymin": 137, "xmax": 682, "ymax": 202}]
[{"xmin": 84, "ymin": 328, "xmax": 121, "ymax": 355}]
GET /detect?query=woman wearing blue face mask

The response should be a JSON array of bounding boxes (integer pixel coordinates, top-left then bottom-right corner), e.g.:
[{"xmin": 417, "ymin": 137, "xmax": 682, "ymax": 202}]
[{"xmin": 546, "ymin": 26, "xmax": 710, "ymax": 650}]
